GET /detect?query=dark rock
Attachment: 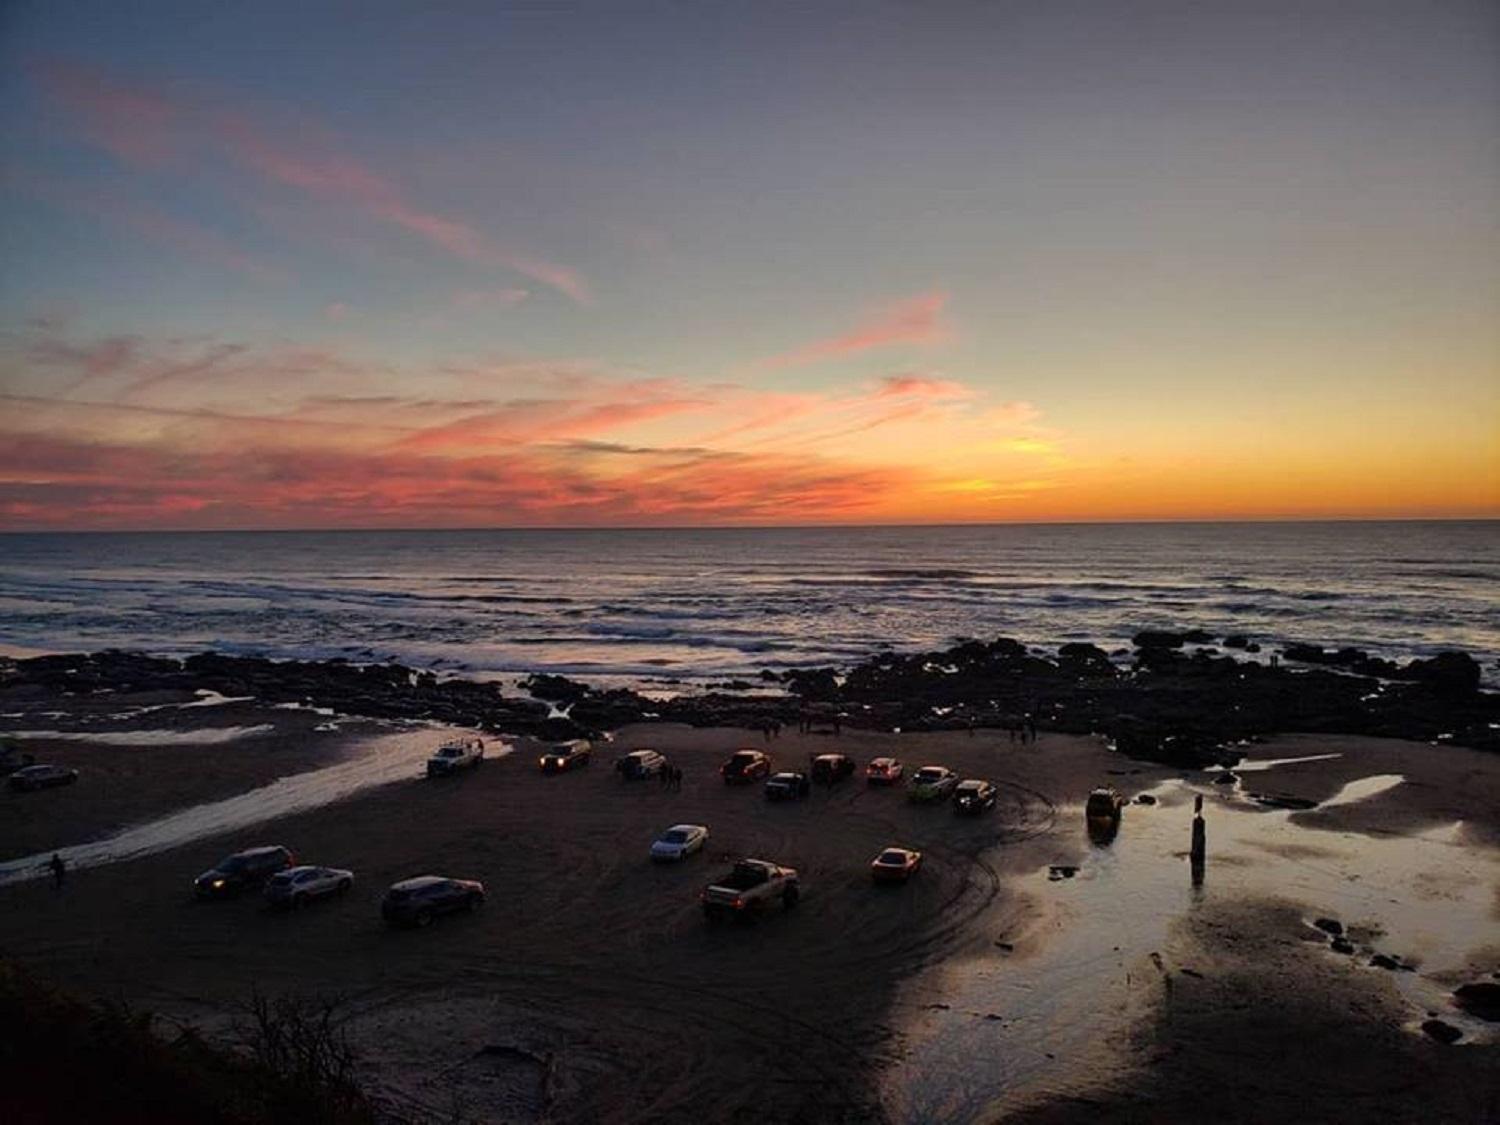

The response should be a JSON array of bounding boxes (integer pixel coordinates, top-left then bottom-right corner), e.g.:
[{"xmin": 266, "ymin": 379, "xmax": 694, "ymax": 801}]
[
  {"xmin": 1222, "ymin": 635, "xmax": 1250, "ymax": 650},
  {"xmin": 1213, "ymin": 771, "xmax": 1238, "ymax": 785},
  {"xmin": 1370, "ymin": 954, "xmax": 1400, "ymax": 971},
  {"xmin": 1453, "ymin": 982, "xmax": 1500, "ymax": 1021},
  {"xmin": 520, "ymin": 673, "xmax": 590, "ymax": 704},
  {"xmin": 1313, "ymin": 917, "xmax": 1344, "ymax": 936},
  {"xmin": 1047, "ymin": 865, "xmax": 1078, "ymax": 881},
  {"xmin": 1250, "ymin": 793, "xmax": 1319, "ymax": 811},
  {"xmin": 1330, "ymin": 937, "xmax": 1355, "ymax": 955},
  {"xmin": 1421, "ymin": 1019, "xmax": 1463, "ymax": 1044},
  {"xmin": 1244, "ymin": 642, "xmax": 1261, "ymax": 653},
  {"xmin": 1134, "ymin": 630, "xmax": 1188, "ymax": 650},
  {"xmin": 1134, "ymin": 793, "xmax": 1157, "ymax": 805},
  {"xmin": 1404, "ymin": 652, "xmax": 1481, "ymax": 695}
]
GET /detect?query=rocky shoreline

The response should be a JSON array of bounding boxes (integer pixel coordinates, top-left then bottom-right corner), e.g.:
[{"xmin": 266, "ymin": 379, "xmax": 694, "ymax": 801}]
[{"xmin": 3, "ymin": 633, "xmax": 1494, "ymax": 769}]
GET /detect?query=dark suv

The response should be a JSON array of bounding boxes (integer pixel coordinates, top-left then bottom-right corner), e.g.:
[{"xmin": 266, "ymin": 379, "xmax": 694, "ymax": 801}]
[
  {"xmin": 811, "ymin": 753, "xmax": 856, "ymax": 785},
  {"xmin": 381, "ymin": 876, "xmax": 485, "ymax": 927},
  {"xmin": 194, "ymin": 845, "xmax": 294, "ymax": 898}
]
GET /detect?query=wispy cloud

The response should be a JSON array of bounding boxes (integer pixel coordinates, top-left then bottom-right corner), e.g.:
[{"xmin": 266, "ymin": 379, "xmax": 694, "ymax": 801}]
[
  {"xmin": 30, "ymin": 58, "xmax": 588, "ymax": 302},
  {"xmin": 761, "ymin": 291, "xmax": 951, "ymax": 368}
]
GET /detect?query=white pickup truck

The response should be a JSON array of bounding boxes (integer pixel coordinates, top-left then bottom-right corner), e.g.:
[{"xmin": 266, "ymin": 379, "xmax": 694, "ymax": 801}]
[
  {"xmin": 701, "ymin": 859, "xmax": 800, "ymax": 920},
  {"xmin": 426, "ymin": 737, "xmax": 484, "ymax": 778}
]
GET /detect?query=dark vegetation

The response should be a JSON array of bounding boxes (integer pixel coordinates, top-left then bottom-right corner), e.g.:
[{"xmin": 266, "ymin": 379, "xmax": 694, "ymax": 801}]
[{"xmin": 0, "ymin": 961, "xmax": 371, "ymax": 1125}]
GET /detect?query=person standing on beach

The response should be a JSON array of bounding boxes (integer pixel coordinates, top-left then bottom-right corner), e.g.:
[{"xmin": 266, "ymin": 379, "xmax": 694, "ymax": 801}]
[{"xmin": 48, "ymin": 853, "xmax": 66, "ymax": 890}]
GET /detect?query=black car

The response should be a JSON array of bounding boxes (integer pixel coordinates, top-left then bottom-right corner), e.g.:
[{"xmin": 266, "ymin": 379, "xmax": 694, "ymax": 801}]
[
  {"xmin": 811, "ymin": 753, "xmax": 855, "ymax": 785},
  {"xmin": 8, "ymin": 764, "xmax": 79, "ymax": 792},
  {"xmin": 381, "ymin": 876, "xmax": 485, "ymax": 927},
  {"xmin": 953, "ymin": 779, "xmax": 998, "ymax": 815},
  {"xmin": 194, "ymin": 845, "xmax": 295, "ymax": 898},
  {"xmin": 615, "ymin": 749, "xmax": 666, "ymax": 780},
  {"xmin": 764, "ymin": 771, "xmax": 810, "ymax": 801}
]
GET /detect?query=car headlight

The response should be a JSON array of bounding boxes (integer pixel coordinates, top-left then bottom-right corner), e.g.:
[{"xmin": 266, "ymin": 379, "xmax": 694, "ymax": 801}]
[{"xmin": 212, "ymin": 878, "xmax": 226, "ymax": 888}]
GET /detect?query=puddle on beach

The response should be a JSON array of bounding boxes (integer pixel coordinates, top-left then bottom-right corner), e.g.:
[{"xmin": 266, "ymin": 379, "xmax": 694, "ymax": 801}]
[
  {"xmin": 0, "ymin": 725, "xmax": 505, "ymax": 885},
  {"xmin": 883, "ymin": 772, "xmax": 1500, "ymax": 1123}
]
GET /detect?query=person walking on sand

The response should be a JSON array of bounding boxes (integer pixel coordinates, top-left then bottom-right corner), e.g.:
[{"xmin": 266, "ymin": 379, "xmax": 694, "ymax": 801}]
[{"xmin": 48, "ymin": 853, "xmax": 66, "ymax": 891}]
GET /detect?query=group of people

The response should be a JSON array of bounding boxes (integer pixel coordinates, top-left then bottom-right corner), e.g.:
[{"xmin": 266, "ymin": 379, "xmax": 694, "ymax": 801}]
[
  {"xmin": 657, "ymin": 763, "xmax": 684, "ymax": 791},
  {"xmin": 793, "ymin": 712, "xmax": 843, "ymax": 736},
  {"xmin": 1007, "ymin": 716, "xmax": 1040, "ymax": 743}
]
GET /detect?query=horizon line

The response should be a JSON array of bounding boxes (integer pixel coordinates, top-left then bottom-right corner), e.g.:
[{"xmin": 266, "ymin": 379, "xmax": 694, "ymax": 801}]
[{"xmin": 2, "ymin": 514, "xmax": 1496, "ymax": 536}]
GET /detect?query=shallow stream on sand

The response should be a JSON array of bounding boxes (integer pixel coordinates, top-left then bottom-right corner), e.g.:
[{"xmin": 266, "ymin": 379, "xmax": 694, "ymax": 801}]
[
  {"xmin": 883, "ymin": 769, "xmax": 1500, "ymax": 1122},
  {"xmin": 0, "ymin": 724, "xmax": 503, "ymax": 885}
]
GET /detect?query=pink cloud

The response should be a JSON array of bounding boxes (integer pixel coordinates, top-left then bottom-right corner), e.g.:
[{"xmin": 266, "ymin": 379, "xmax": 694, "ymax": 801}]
[
  {"xmin": 33, "ymin": 59, "xmax": 179, "ymax": 166},
  {"xmin": 215, "ymin": 118, "xmax": 591, "ymax": 302},
  {"xmin": 762, "ymin": 291, "xmax": 951, "ymax": 368},
  {"xmin": 874, "ymin": 374, "xmax": 973, "ymax": 400},
  {"xmin": 394, "ymin": 395, "xmax": 709, "ymax": 454},
  {"xmin": 33, "ymin": 59, "xmax": 587, "ymax": 302}
]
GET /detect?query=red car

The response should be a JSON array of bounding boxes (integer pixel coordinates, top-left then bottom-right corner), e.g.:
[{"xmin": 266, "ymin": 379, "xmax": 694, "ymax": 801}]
[
  {"xmin": 866, "ymin": 757, "xmax": 904, "ymax": 785},
  {"xmin": 870, "ymin": 847, "xmax": 922, "ymax": 883},
  {"xmin": 721, "ymin": 748, "xmax": 771, "ymax": 784}
]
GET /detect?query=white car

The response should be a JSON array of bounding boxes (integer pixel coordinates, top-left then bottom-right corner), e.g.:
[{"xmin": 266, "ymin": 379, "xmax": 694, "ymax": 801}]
[
  {"xmin": 427, "ymin": 737, "xmax": 484, "ymax": 777},
  {"xmin": 263, "ymin": 864, "xmax": 353, "ymax": 908},
  {"xmin": 651, "ymin": 824, "xmax": 709, "ymax": 862}
]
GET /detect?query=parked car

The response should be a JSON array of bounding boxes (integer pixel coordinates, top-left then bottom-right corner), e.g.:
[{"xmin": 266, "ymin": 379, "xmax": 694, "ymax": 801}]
[
  {"xmin": 870, "ymin": 847, "xmax": 923, "ymax": 883},
  {"xmin": 764, "ymin": 771, "xmax": 810, "ymax": 801},
  {"xmin": 811, "ymin": 753, "xmax": 855, "ymax": 785},
  {"xmin": 651, "ymin": 824, "xmax": 709, "ymax": 862},
  {"xmin": 264, "ymin": 865, "xmax": 353, "ymax": 908},
  {"xmin": 426, "ymin": 737, "xmax": 484, "ymax": 778},
  {"xmin": 954, "ymin": 779, "xmax": 999, "ymax": 815},
  {"xmin": 866, "ymin": 757, "xmax": 904, "ymax": 785},
  {"xmin": 539, "ymin": 739, "xmax": 592, "ymax": 773},
  {"xmin": 720, "ymin": 748, "xmax": 771, "ymax": 785},
  {"xmin": 381, "ymin": 876, "xmax": 485, "ymax": 927},
  {"xmin": 616, "ymin": 748, "xmax": 667, "ymax": 780},
  {"xmin": 7, "ymin": 763, "xmax": 79, "ymax": 792},
  {"xmin": 1086, "ymin": 787, "xmax": 1125, "ymax": 821},
  {"xmin": 701, "ymin": 859, "xmax": 799, "ymax": 920},
  {"xmin": 194, "ymin": 845, "xmax": 294, "ymax": 898},
  {"xmin": 908, "ymin": 765, "xmax": 959, "ymax": 803}
]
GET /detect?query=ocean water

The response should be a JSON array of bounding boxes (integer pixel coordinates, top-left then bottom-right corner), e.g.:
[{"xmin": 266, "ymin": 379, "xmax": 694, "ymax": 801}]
[{"xmin": 0, "ymin": 522, "xmax": 1495, "ymax": 687}]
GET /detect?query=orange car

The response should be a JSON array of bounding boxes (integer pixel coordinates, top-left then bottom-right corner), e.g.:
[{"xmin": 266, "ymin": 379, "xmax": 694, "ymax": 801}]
[{"xmin": 870, "ymin": 847, "xmax": 923, "ymax": 883}]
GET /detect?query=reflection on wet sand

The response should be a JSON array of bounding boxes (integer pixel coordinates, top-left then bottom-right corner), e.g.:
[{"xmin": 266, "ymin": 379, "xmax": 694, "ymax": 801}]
[{"xmin": 884, "ymin": 767, "xmax": 1500, "ymax": 1123}]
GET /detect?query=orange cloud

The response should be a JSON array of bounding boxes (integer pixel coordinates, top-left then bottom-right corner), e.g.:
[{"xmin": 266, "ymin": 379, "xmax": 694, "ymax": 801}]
[
  {"xmin": 761, "ymin": 292, "xmax": 950, "ymax": 368},
  {"xmin": 1, "ymin": 326, "xmax": 1090, "ymax": 529}
]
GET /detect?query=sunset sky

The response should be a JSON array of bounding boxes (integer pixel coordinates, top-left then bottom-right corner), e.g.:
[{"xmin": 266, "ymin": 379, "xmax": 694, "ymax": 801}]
[{"xmin": 1, "ymin": 1, "xmax": 1496, "ymax": 529}]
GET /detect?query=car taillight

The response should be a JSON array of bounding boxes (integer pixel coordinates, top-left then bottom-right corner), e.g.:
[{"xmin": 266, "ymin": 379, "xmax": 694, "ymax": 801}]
[{"xmin": 732, "ymin": 898, "xmax": 745, "ymax": 909}]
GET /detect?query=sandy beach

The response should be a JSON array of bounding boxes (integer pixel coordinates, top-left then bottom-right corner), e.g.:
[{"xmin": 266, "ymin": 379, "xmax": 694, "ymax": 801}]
[{"xmin": 2, "ymin": 696, "xmax": 1496, "ymax": 1123}]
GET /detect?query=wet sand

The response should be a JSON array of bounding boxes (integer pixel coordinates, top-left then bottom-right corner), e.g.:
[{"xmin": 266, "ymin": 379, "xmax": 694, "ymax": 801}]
[
  {"xmin": 0, "ymin": 715, "xmax": 1496, "ymax": 1122},
  {"xmin": 1, "ymin": 693, "xmax": 376, "ymax": 860}
]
